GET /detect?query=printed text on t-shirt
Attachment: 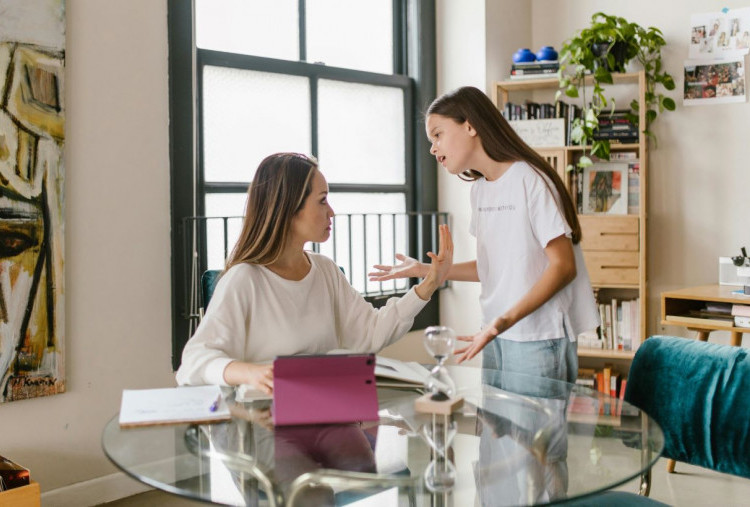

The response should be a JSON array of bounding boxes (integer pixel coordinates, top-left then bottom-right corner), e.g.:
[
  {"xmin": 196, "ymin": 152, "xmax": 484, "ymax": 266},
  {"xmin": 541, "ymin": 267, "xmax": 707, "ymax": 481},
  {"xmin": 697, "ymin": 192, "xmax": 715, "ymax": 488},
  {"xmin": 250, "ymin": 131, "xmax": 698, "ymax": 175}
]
[{"xmin": 478, "ymin": 205, "xmax": 516, "ymax": 212}]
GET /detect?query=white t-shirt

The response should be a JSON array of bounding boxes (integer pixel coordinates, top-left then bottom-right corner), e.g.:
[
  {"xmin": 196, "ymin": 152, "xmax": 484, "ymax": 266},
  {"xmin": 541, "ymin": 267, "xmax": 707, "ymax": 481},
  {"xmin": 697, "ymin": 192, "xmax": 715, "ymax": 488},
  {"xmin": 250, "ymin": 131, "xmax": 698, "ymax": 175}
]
[
  {"xmin": 175, "ymin": 252, "xmax": 428, "ymax": 386},
  {"xmin": 469, "ymin": 161, "xmax": 600, "ymax": 341}
]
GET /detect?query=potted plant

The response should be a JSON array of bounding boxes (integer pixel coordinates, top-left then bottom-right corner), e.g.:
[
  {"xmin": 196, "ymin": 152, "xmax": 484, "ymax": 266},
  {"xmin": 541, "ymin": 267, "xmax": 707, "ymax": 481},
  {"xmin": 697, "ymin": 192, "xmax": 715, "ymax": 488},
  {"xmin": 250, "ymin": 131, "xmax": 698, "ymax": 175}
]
[{"xmin": 556, "ymin": 12, "xmax": 676, "ymax": 168}]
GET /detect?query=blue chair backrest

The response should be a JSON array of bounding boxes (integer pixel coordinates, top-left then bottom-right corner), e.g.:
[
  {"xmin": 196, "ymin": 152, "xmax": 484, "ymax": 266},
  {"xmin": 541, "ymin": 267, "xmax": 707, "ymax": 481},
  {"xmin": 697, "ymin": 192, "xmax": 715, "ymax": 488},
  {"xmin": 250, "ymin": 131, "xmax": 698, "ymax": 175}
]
[
  {"xmin": 625, "ymin": 336, "xmax": 750, "ymax": 479},
  {"xmin": 201, "ymin": 269, "xmax": 221, "ymax": 309}
]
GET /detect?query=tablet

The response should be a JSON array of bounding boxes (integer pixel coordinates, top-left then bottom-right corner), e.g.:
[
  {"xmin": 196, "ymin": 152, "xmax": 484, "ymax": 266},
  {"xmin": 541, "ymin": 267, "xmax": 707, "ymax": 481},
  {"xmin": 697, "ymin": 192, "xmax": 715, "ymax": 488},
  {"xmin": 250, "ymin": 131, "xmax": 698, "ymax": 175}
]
[{"xmin": 272, "ymin": 353, "xmax": 379, "ymax": 426}]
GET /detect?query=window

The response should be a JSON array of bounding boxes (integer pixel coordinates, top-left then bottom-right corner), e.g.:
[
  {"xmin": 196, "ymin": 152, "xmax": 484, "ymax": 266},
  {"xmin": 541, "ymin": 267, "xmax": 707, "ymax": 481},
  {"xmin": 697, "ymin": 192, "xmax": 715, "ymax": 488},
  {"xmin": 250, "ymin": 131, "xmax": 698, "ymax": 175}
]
[{"xmin": 168, "ymin": 0, "xmax": 437, "ymax": 368}]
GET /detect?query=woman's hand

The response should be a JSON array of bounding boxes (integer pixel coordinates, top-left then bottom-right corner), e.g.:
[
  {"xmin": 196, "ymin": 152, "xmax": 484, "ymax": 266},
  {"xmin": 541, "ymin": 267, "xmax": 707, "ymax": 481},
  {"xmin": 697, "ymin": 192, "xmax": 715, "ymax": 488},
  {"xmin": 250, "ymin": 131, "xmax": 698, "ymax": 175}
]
[
  {"xmin": 414, "ymin": 224, "xmax": 454, "ymax": 301},
  {"xmin": 425, "ymin": 224, "xmax": 453, "ymax": 285},
  {"xmin": 454, "ymin": 316, "xmax": 511, "ymax": 363},
  {"xmin": 223, "ymin": 362, "xmax": 274, "ymax": 394},
  {"xmin": 369, "ymin": 254, "xmax": 427, "ymax": 282}
]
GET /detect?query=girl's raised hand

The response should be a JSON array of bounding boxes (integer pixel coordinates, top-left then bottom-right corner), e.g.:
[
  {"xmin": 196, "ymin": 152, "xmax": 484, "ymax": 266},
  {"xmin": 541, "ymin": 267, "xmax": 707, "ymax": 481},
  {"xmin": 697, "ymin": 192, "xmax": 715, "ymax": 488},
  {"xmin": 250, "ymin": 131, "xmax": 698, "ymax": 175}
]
[{"xmin": 369, "ymin": 254, "xmax": 426, "ymax": 282}]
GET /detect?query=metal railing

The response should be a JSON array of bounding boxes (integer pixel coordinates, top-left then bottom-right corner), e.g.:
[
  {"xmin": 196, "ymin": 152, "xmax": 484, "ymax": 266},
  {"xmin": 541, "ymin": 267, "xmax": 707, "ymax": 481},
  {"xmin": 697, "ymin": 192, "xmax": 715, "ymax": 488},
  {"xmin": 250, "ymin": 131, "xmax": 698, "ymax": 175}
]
[{"xmin": 178, "ymin": 211, "xmax": 449, "ymax": 339}]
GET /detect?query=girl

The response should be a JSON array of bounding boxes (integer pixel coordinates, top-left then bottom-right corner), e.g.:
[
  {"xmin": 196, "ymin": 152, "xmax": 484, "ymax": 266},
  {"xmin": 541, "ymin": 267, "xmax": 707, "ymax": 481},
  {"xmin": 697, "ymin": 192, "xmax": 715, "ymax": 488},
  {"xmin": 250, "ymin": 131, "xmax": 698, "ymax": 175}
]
[
  {"xmin": 370, "ymin": 87, "xmax": 599, "ymax": 383},
  {"xmin": 177, "ymin": 152, "xmax": 453, "ymax": 392}
]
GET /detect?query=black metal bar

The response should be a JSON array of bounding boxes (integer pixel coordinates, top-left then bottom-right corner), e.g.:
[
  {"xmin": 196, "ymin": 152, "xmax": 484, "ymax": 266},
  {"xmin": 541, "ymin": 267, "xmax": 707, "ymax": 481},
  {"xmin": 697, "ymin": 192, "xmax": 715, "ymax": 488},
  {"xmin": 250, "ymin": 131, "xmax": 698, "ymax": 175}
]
[
  {"xmin": 298, "ymin": 0, "xmax": 306, "ymax": 62},
  {"xmin": 198, "ymin": 49, "xmax": 411, "ymax": 87},
  {"xmin": 347, "ymin": 215, "xmax": 353, "ymax": 286}
]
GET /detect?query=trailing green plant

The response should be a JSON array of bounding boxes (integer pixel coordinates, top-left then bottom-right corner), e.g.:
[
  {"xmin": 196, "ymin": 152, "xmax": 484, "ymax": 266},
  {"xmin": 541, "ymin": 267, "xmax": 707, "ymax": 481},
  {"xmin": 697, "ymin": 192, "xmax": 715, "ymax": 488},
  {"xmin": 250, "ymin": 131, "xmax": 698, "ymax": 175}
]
[{"xmin": 556, "ymin": 12, "xmax": 676, "ymax": 169}]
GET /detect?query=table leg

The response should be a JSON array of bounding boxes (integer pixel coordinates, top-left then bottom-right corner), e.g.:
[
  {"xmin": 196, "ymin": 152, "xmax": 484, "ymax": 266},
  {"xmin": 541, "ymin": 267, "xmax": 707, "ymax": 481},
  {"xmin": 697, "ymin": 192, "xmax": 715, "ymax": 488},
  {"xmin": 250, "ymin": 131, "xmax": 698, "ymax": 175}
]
[
  {"xmin": 696, "ymin": 330, "xmax": 710, "ymax": 342},
  {"xmin": 730, "ymin": 331, "xmax": 743, "ymax": 347},
  {"xmin": 666, "ymin": 459, "xmax": 676, "ymax": 473}
]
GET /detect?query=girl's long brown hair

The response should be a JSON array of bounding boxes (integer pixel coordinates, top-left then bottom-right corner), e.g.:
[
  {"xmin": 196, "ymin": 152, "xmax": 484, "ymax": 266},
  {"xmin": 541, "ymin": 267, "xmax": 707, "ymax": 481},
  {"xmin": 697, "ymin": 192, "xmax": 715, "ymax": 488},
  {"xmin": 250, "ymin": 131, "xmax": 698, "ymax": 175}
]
[
  {"xmin": 225, "ymin": 153, "xmax": 318, "ymax": 270},
  {"xmin": 427, "ymin": 86, "xmax": 582, "ymax": 244}
]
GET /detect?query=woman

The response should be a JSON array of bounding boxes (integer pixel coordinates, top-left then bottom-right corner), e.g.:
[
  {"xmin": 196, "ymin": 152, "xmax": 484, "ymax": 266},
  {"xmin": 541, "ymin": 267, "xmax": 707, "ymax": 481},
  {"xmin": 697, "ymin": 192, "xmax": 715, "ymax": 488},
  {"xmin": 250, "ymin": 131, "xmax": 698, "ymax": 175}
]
[{"xmin": 176, "ymin": 153, "xmax": 452, "ymax": 393}]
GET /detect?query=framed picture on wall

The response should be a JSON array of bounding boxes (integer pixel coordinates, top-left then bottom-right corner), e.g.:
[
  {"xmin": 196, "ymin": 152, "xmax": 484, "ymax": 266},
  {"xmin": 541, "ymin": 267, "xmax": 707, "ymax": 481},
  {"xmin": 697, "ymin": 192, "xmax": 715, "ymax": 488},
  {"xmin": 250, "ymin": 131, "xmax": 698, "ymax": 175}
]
[{"xmin": 582, "ymin": 163, "xmax": 629, "ymax": 215}]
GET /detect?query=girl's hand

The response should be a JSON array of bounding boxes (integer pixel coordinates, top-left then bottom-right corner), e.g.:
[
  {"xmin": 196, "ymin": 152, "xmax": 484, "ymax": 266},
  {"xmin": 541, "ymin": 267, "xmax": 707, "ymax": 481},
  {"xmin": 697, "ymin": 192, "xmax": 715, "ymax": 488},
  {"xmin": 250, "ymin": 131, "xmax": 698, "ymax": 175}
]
[
  {"xmin": 369, "ymin": 254, "xmax": 426, "ymax": 282},
  {"xmin": 454, "ymin": 317, "xmax": 510, "ymax": 363}
]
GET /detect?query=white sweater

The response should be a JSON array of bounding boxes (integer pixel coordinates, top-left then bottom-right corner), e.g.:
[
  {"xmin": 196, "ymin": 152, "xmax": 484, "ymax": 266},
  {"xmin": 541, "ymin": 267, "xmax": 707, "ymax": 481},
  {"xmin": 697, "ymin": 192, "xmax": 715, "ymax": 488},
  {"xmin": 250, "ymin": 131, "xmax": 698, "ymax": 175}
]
[{"xmin": 176, "ymin": 253, "xmax": 428, "ymax": 386}]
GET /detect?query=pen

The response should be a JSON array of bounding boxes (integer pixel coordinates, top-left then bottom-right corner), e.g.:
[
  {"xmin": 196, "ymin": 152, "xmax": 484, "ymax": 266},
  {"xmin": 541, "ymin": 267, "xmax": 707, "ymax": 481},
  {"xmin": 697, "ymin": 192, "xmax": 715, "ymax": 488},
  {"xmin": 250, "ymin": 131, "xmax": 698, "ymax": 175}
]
[{"xmin": 209, "ymin": 393, "xmax": 222, "ymax": 412}]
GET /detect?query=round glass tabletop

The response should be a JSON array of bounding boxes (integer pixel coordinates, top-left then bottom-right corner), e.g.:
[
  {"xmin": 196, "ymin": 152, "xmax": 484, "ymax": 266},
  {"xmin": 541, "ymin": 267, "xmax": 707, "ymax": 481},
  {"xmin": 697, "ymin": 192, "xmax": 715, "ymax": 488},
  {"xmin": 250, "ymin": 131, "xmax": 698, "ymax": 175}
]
[{"xmin": 102, "ymin": 366, "xmax": 663, "ymax": 506}]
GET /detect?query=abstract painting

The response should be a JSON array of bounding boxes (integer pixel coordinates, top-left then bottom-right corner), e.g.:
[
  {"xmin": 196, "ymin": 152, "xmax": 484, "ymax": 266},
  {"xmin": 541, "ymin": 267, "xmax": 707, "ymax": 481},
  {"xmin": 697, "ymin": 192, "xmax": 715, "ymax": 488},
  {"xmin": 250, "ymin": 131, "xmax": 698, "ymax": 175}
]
[{"xmin": 0, "ymin": 0, "xmax": 65, "ymax": 402}]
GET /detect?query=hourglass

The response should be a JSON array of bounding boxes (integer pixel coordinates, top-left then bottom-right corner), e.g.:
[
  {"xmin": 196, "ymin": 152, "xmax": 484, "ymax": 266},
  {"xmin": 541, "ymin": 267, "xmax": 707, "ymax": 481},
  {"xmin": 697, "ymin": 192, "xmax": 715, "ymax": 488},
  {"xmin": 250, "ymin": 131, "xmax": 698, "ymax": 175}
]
[
  {"xmin": 423, "ymin": 325, "xmax": 456, "ymax": 397},
  {"xmin": 416, "ymin": 326, "xmax": 461, "ymax": 493}
]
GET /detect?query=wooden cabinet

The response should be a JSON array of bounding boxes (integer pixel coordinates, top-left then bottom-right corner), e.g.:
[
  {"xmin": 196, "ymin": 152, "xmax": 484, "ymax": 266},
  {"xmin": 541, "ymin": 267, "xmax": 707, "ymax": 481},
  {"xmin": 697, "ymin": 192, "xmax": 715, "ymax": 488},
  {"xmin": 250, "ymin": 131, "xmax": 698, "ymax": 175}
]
[{"xmin": 493, "ymin": 72, "xmax": 648, "ymax": 360}]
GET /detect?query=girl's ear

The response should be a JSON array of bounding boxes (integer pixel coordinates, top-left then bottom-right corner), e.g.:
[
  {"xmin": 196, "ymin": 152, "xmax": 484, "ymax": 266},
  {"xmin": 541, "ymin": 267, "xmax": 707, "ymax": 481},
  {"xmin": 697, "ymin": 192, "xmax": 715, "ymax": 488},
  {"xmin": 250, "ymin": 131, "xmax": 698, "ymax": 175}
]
[{"xmin": 464, "ymin": 121, "xmax": 478, "ymax": 137}]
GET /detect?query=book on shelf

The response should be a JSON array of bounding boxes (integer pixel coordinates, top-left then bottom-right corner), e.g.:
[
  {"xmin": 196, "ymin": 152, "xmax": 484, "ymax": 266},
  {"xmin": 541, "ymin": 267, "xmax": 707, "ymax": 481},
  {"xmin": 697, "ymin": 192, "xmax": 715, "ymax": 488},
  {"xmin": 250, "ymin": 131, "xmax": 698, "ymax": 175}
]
[
  {"xmin": 511, "ymin": 61, "xmax": 560, "ymax": 71},
  {"xmin": 510, "ymin": 68, "xmax": 558, "ymax": 77},
  {"xmin": 730, "ymin": 304, "xmax": 750, "ymax": 317},
  {"xmin": 509, "ymin": 72, "xmax": 559, "ymax": 81}
]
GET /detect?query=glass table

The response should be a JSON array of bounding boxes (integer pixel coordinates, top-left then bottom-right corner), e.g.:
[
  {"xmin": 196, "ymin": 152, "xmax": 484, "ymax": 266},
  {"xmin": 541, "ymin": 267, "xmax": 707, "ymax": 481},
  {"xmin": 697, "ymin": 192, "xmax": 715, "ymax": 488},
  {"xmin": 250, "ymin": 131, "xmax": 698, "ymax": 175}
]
[{"xmin": 102, "ymin": 366, "xmax": 663, "ymax": 506}]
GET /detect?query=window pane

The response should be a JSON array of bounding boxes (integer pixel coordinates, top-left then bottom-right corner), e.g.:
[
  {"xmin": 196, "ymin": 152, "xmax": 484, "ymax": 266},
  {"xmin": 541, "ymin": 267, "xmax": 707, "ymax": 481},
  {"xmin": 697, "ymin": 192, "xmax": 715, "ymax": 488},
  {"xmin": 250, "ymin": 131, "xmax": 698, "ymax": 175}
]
[
  {"xmin": 319, "ymin": 193, "xmax": 408, "ymax": 294},
  {"xmin": 203, "ymin": 67, "xmax": 311, "ymax": 182},
  {"xmin": 205, "ymin": 193, "xmax": 246, "ymax": 269},
  {"xmin": 196, "ymin": 0, "xmax": 299, "ymax": 60},
  {"xmin": 318, "ymin": 80, "xmax": 405, "ymax": 185},
  {"xmin": 306, "ymin": 0, "xmax": 393, "ymax": 73}
]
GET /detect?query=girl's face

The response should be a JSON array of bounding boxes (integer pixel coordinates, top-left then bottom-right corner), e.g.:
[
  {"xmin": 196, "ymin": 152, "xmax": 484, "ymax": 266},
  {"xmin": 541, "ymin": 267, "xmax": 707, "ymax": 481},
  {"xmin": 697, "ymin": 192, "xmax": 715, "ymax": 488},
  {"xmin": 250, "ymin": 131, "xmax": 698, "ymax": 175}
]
[
  {"xmin": 426, "ymin": 114, "xmax": 478, "ymax": 175},
  {"xmin": 290, "ymin": 170, "xmax": 334, "ymax": 245}
]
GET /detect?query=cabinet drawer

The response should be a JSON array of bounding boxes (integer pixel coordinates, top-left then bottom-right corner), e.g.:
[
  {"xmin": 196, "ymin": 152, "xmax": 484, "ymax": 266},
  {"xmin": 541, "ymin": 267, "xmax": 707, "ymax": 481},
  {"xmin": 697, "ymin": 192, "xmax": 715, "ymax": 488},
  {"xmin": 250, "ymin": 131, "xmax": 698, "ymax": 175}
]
[
  {"xmin": 579, "ymin": 215, "xmax": 639, "ymax": 251},
  {"xmin": 583, "ymin": 251, "xmax": 639, "ymax": 285}
]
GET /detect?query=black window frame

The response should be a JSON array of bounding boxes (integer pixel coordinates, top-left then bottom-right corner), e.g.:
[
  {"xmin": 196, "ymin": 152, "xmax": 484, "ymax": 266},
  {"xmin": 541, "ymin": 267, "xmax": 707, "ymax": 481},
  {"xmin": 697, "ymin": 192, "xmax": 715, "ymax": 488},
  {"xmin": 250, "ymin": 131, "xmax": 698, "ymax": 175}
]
[{"xmin": 168, "ymin": 0, "xmax": 437, "ymax": 369}]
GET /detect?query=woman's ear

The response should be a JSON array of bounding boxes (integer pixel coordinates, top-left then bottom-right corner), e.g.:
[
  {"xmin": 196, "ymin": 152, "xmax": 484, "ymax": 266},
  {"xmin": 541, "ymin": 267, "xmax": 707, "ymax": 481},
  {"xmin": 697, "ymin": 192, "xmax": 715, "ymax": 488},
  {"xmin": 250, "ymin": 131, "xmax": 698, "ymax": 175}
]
[{"xmin": 464, "ymin": 121, "xmax": 478, "ymax": 137}]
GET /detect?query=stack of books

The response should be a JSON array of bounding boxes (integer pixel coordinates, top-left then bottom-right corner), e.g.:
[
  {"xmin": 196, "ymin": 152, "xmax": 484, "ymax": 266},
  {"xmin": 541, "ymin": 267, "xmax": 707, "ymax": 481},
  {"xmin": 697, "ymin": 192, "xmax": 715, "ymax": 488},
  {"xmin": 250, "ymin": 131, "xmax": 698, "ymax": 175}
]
[
  {"xmin": 593, "ymin": 109, "xmax": 639, "ymax": 143},
  {"xmin": 509, "ymin": 61, "xmax": 560, "ymax": 80}
]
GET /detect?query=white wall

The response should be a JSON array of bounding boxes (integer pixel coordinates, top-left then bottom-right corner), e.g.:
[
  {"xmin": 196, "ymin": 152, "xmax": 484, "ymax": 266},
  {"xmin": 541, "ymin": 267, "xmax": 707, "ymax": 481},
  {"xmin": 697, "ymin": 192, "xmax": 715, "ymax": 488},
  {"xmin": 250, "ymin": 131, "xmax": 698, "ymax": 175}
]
[{"xmin": 0, "ymin": 0, "xmax": 175, "ymax": 501}]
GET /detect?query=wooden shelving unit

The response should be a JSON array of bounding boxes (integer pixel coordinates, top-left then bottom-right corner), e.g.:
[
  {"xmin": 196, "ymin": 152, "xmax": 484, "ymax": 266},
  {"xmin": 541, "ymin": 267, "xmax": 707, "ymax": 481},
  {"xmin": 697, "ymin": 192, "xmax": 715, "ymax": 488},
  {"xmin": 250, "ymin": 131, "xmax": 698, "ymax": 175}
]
[{"xmin": 494, "ymin": 72, "xmax": 648, "ymax": 361}]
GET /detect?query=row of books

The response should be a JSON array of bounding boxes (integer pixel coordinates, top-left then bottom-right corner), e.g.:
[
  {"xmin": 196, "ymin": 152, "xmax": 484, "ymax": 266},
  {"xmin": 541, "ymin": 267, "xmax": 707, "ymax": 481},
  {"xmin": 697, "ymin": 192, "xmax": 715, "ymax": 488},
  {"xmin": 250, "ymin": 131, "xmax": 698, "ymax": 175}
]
[
  {"xmin": 669, "ymin": 302, "xmax": 750, "ymax": 328},
  {"xmin": 593, "ymin": 109, "xmax": 639, "ymax": 143},
  {"xmin": 509, "ymin": 61, "xmax": 559, "ymax": 81},
  {"xmin": 502, "ymin": 100, "xmax": 581, "ymax": 146},
  {"xmin": 573, "ymin": 366, "xmax": 637, "ymax": 417},
  {"xmin": 577, "ymin": 298, "xmax": 641, "ymax": 352}
]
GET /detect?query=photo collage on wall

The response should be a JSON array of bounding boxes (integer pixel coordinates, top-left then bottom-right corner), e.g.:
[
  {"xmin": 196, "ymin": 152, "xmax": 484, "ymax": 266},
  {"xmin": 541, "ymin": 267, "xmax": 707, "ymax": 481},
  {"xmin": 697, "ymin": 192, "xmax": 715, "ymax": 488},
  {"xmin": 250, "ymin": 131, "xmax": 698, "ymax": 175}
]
[{"xmin": 686, "ymin": 7, "xmax": 749, "ymax": 105}]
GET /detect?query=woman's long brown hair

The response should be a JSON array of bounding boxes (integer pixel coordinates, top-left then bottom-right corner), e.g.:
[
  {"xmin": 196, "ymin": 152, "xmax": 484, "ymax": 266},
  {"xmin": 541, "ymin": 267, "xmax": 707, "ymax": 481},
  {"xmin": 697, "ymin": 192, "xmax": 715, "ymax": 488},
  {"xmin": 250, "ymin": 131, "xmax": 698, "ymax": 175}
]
[
  {"xmin": 225, "ymin": 153, "xmax": 318, "ymax": 270},
  {"xmin": 427, "ymin": 86, "xmax": 582, "ymax": 244}
]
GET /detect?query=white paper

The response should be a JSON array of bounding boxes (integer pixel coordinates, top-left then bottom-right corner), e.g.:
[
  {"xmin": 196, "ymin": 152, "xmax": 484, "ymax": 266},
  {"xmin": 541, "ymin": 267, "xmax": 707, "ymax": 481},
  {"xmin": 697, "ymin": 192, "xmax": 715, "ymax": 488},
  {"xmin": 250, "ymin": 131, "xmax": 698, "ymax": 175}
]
[
  {"xmin": 119, "ymin": 385, "xmax": 230, "ymax": 426},
  {"xmin": 375, "ymin": 356, "xmax": 430, "ymax": 385}
]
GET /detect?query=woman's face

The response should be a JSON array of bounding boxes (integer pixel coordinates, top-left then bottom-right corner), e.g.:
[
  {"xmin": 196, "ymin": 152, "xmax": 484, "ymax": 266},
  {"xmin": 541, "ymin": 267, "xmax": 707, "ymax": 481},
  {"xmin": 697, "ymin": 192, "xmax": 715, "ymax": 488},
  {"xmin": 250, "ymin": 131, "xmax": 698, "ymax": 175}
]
[
  {"xmin": 426, "ymin": 114, "xmax": 478, "ymax": 175},
  {"xmin": 290, "ymin": 170, "xmax": 334, "ymax": 245}
]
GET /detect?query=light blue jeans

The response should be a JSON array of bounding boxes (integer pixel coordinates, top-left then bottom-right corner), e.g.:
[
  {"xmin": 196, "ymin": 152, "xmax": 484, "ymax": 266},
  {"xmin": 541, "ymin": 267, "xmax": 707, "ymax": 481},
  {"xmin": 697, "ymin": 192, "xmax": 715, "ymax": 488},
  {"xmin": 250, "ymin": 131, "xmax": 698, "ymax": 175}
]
[{"xmin": 481, "ymin": 330, "xmax": 578, "ymax": 384}]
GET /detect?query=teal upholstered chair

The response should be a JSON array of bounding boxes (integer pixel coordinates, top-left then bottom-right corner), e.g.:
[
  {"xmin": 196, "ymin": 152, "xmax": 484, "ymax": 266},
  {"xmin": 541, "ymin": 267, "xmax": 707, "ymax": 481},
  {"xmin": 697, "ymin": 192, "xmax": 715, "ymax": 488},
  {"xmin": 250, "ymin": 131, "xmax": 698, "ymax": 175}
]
[
  {"xmin": 564, "ymin": 336, "xmax": 750, "ymax": 505},
  {"xmin": 625, "ymin": 335, "xmax": 750, "ymax": 479},
  {"xmin": 201, "ymin": 269, "xmax": 222, "ymax": 310}
]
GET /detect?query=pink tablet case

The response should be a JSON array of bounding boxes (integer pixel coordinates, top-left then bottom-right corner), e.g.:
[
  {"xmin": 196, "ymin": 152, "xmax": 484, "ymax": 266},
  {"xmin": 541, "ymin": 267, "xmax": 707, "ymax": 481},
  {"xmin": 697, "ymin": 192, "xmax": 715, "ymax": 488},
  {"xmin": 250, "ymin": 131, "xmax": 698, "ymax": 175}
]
[{"xmin": 272, "ymin": 354, "xmax": 379, "ymax": 426}]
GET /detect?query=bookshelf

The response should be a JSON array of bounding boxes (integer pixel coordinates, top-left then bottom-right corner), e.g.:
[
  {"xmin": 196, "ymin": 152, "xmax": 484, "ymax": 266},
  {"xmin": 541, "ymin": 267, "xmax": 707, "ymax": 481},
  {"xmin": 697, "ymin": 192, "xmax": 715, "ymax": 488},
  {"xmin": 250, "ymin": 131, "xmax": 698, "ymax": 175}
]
[{"xmin": 493, "ymin": 72, "xmax": 648, "ymax": 362}]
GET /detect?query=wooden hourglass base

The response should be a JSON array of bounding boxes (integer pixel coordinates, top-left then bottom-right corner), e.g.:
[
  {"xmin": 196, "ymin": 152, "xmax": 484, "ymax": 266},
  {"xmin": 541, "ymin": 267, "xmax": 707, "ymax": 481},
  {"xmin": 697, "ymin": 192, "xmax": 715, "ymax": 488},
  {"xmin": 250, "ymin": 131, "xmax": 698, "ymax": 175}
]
[{"xmin": 415, "ymin": 393, "xmax": 464, "ymax": 415}]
